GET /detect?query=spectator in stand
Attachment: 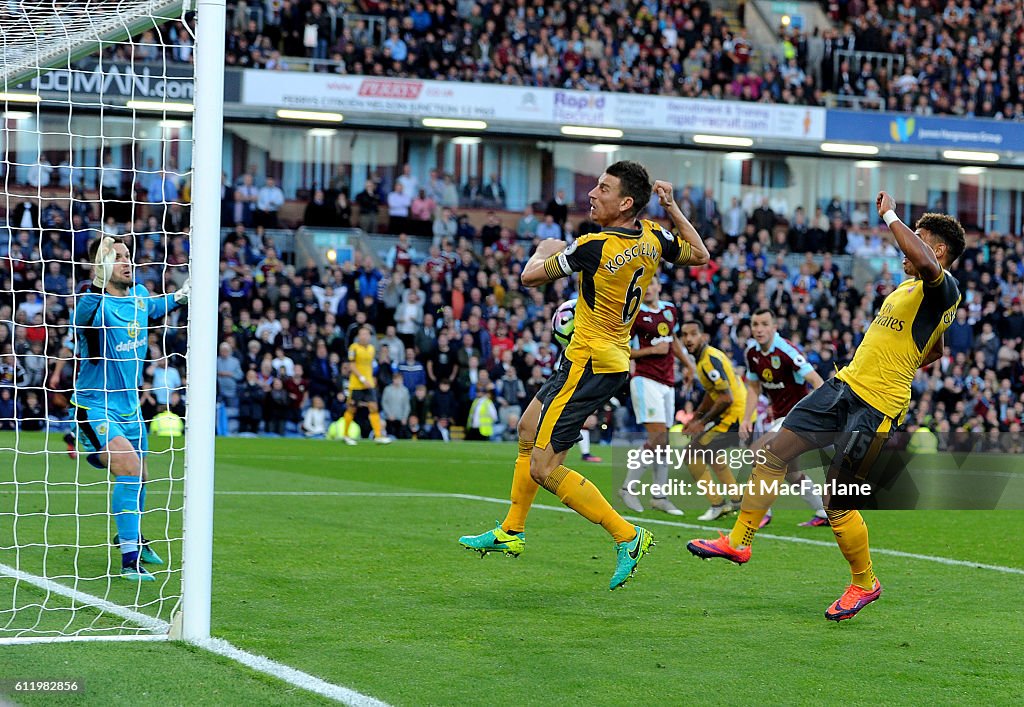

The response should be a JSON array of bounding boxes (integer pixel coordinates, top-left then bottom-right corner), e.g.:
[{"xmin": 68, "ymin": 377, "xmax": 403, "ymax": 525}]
[
  {"xmin": 304, "ymin": 189, "xmax": 334, "ymax": 227},
  {"xmin": 264, "ymin": 377, "xmax": 290, "ymax": 435},
  {"xmin": 330, "ymin": 191, "xmax": 352, "ymax": 227},
  {"xmin": 479, "ymin": 211, "xmax": 502, "ymax": 250},
  {"xmin": 386, "ymin": 182, "xmax": 412, "ymax": 230},
  {"xmin": 396, "ymin": 163, "xmax": 418, "ymax": 195},
  {"xmin": 381, "ymin": 372, "xmax": 411, "ymax": 438},
  {"xmin": 216, "ymin": 341, "xmax": 243, "ymax": 408},
  {"xmin": 545, "ymin": 189, "xmax": 569, "ymax": 231},
  {"xmin": 301, "ymin": 395, "xmax": 329, "ymax": 437},
  {"xmin": 255, "ymin": 177, "xmax": 285, "ymax": 228},
  {"xmin": 461, "ymin": 176, "xmax": 483, "ymax": 206},
  {"xmin": 432, "ymin": 207, "xmax": 458, "ymax": 246},
  {"xmin": 481, "ymin": 173, "xmax": 506, "ymax": 207},
  {"xmin": 536, "ymin": 214, "xmax": 562, "ymax": 240},
  {"xmin": 234, "ymin": 173, "xmax": 259, "ymax": 226},
  {"xmin": 517, "ymin": 205, "xmax": 539, "ymax": 239},
  {"xmin": 355, "ymin": 179, "xmax": 381, "ymax": 233},
  {"xmin": 410, "ymin": 188, "xmax": 436, "ymax": 223},
  {"xmin": 26, "ymin": 155, "xmax": 53, "ymax": 188}
]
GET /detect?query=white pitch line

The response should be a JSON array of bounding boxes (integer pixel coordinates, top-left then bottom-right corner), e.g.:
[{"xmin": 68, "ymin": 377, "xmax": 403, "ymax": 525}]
[
  {"xmin": 0, "ymin": 562, "xmax": 169, "ymax": 632},
  {"xmin": 0, "ymin": 563, "xmax": 390, "ymax": 706},
  {"xmin": 194, "ymin": 637, "xmax": 390, "ymax": 707}
]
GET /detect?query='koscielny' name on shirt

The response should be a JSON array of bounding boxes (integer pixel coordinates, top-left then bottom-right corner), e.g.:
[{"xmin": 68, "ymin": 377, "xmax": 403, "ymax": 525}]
[{"xmin": 603, "ymin": 241, "xmax": 658, "ymax": 274}]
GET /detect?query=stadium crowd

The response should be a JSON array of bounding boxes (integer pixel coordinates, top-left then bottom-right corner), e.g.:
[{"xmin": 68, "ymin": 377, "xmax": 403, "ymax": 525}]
[
  {"xmin": 87, "ymin": 0, "xmax": 1024, "ymax": 120},
  {"xmin": 3, "ymin": 157, "xmax": 1024, "ymax": 454},
  {"xmin": 215, "ymin": 0, "xmax": 1024, "ymax": 118}
]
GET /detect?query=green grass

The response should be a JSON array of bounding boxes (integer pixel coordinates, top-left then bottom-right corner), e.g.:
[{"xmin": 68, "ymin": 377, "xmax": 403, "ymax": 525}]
[{"xmin": 1, "ymin": 435, "xmax": 1023, "ymax": 704}]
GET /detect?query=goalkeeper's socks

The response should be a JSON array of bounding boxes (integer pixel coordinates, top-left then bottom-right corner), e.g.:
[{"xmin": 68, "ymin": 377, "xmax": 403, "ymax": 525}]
[
  {"xmin": 121, "ymin": 550, "xmax": 141, "ymax": 569},
  {"xmin": 111, "ymin": 476, "xmax": 142, "ymax": 557}
]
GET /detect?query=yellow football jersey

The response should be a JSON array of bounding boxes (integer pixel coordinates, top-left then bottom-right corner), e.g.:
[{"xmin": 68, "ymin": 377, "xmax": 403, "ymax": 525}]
[
  {"xmin": 694, "ymin": 344, "xmax": 748, "ymax": 425},
  {"xmin": 838, "ymin": 270, "xmax": 961, "ymax": 420},
  {"xmin": 347, "ymin": 342, "xmax": 376, "ymax": 391},
  {"xmin": 543, "ymin": 219, "xmax": 694, "ymax": 373}
]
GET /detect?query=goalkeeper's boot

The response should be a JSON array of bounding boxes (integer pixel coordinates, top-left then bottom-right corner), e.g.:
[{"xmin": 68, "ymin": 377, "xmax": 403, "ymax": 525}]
[
  {"xmin": 121, "ymin": 556, "xmax": 156, "ymax": 583},
  {"xmin": 609, "ymin": 526, "xmax": 654, "ymax": 590},
  {"xmin": 825, "ymin": 580, "xmax": 882, "ymax": 621},
  {"xmin": 458, "ymin": 522, "xmax": 525, "ymax": 558},
  {"xmin": 139, "ymin": 539, "xmax": 164, "ymax": 566},
  {"xmin": 686, "ymin": 532, "xmax": 751, "ymax": 565},
  {"xmin": 114, "ymin": 535, "xmax": 164, "ymax": 565},
  {"xmin": 799, "ymin": 513, "xmax": 830, "ymax": 527}
]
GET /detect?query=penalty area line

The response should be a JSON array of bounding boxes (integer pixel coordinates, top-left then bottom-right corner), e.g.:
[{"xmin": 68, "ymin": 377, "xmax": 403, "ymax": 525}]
[{"xmin": 0, "ymin": 563, "xmax": 390, "ymax": 706}]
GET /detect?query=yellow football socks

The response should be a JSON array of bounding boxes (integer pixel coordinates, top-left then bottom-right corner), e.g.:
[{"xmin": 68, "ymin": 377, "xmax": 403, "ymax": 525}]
[
  {"xmin": 342, "ymin": 409, "xmax": 354, "ymax": 428},
  {"xmin": 728, "ymin": 450, "xmax": 787, "ymax": 549},
  {"xmin": 501, "ymin": 439, "xmax": 538, "ymax": 534},
  {"xmin": 543, "ymin": 465, "xmax": 636, "ymax": 544},
  {"xmin": 827, "ymin": 509, "xmax": 877, "ymax": 590},
  {"xmin": 369, "ymin": 412, "xmax": 383, "ymax": 438}
]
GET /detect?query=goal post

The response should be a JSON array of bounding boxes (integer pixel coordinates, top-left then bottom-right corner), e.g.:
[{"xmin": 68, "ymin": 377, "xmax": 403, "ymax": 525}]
[
  {"xmin": 0, "ymin": 0, "xmax": 223, "ymax": 643},
  {"xmin": 180, "ymin": 0, "xmax": 225, "ymax": 643}
]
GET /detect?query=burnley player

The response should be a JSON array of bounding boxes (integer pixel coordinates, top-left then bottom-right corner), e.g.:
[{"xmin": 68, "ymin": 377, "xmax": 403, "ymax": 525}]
[
  {"xmin": 742, "ymin": 309, "xmax": 828, "ymax": 528},
  {"xmin": 619, "ymin": 278, "xmax": 689, "ymax": 516},
  {"xmin": 689, "ymin": 193, "xmax": 964, "ymax": 621}
]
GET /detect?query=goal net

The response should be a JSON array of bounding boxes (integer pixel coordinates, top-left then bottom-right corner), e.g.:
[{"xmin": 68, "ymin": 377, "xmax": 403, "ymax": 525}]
[{"xmin": 0, "ymin": 0, "xmax": 213, "ymax": 643}]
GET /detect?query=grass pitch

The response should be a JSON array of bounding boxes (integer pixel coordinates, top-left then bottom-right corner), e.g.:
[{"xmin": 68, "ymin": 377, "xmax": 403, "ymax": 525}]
[{"xmin": 1, "ymin": 435, "xmax": 1022, "ymax": 705}]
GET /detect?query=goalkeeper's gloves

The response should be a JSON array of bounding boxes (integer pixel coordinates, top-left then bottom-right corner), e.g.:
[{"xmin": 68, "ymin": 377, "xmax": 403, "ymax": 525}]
[
  {"xmin": 92, "ymin": 236, "xmax": 117, "ymax": 289},
  {"xmin": 173, "ymin": 278, "xmax": 191, "ymax": 306}
]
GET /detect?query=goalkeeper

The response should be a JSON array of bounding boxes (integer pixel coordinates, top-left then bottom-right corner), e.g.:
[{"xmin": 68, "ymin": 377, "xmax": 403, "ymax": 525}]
[{"xmin": 72, "ymin": 236, "xmax": 189, "ymax": 581}]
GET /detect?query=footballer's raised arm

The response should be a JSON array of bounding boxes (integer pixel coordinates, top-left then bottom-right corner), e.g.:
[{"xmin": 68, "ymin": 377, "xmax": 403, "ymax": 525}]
[
  {"xmin": 877, "ymin": 191, "xmax": 942, "ymax": 284},
  {"xmin": 653, "ymin": 179, "xmax": 709, "ymax": 267}
]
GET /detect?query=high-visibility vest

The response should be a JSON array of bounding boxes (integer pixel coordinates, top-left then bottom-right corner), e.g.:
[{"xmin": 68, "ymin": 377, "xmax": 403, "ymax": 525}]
[{"xmin": 468, "ymin": 397, "xmax": 495, "ymax": 437}]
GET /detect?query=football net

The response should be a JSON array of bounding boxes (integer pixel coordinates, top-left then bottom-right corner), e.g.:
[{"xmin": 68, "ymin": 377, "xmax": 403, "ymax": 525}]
[{"xmin": 0, "ymin": 0, "xmax": 203, "ymax": 642}]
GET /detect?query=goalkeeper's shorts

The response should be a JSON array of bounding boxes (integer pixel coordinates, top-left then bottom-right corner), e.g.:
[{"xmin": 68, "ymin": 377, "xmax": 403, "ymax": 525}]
[{"xmin": 74, "ymin": 405, "xmax": 149, "ymax": 469}]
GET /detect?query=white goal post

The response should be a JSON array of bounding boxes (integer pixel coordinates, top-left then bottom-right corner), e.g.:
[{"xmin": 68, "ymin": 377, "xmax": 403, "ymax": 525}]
[{"xmin": 0, "ymin": 0, "xmax": 223, "ymax": 643}]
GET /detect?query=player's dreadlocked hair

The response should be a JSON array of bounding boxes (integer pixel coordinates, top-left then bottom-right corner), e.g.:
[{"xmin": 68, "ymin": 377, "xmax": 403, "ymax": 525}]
[
  {"xmin": 916, "ymin": 212, "xmax": 966, "ymax": 265},
  {"xmin": 605, "ymin": 160, "xmax": 652, "ymax": 218}
]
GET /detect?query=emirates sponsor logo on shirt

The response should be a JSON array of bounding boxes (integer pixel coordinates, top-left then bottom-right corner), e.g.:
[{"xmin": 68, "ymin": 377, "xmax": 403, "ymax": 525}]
[{"xmin": 358, "ymin": 79, "xmax": 423, "ymax": 99}]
